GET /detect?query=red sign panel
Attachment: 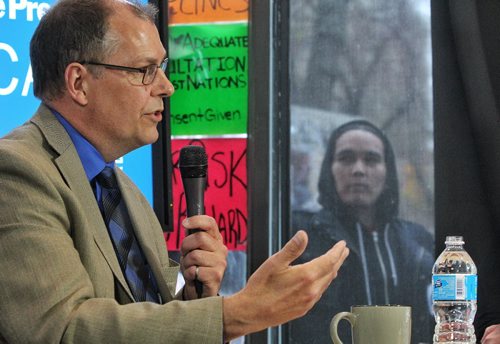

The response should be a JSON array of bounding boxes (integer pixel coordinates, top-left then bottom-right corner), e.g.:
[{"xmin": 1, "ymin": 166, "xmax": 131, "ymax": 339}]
[{"xmin": 165, "ymin": 137, "xmax": 247, "ymax": 251}]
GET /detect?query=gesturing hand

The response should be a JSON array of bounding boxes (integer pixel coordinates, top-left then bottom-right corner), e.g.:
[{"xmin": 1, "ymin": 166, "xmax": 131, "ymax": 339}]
[{"xmin": 223, "ymin": 230, "xmax": 349, "ymax": 341}]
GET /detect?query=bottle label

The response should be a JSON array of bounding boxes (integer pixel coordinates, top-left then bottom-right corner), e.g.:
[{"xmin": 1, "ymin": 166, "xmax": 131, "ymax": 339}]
[{"xmin": 432, "ymin": 274, "xmax": 477, "ymax": 301}]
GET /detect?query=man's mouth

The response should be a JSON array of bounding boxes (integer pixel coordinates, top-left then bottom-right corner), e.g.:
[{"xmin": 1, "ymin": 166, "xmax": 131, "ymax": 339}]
[{"xmin": 145, "ymin": 111, "xmax": 163, "ymax": 122}]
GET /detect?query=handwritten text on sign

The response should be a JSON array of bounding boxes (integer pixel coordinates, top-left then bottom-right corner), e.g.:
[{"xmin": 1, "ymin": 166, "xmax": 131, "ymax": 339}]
[
  {"xmin": 169, "ymin": 23, "xmax": 248, "ymax": 136},
  {"xmin": 166, "ymin": 138, "xmax": 247, "ymax": 251}
]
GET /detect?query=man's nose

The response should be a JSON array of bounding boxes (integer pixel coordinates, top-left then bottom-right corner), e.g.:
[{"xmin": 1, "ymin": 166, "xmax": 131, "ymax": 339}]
[{"xmin": 152, "ymin": 68, "xmax": 175, "ymax": 98}]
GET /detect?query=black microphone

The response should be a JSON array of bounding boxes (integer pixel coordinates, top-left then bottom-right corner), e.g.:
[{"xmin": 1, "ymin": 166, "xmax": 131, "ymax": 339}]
[{"xmin": 179, "ymin": 145, "xmax": 208, "ymax": 298}]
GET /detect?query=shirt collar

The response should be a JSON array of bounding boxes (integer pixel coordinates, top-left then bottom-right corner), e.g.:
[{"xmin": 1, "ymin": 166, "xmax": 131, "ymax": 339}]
[{"xmin": 50, "ymin": 108, "xmax": 114, "ymax": 181}]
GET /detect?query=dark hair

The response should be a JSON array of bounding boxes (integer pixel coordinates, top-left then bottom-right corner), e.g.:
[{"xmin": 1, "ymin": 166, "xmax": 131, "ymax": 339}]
[
  {"xmin": 317, "ymin": 119, "xmax": 399, "ymax": 225},
  {"xmin": 30, "ymin": 0, "xmax": 158, "ymax": 101}
]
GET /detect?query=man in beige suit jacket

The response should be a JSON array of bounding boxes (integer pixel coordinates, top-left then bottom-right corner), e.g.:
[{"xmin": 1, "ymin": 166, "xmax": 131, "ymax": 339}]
[{"xmin": 0, "ymin": 0, "xmax": 349, "ymax": 343}]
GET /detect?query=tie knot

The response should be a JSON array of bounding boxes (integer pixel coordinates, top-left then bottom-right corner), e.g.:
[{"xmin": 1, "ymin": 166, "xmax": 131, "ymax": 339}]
[{"xmin": 96, "ymin": 166, "xmax": 118, "ymax": 189}]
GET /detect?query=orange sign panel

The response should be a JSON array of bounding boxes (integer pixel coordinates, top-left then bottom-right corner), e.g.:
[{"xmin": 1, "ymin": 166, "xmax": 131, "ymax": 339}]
[{"xmin": 168, "ymin": 0, "xmax": 248, "ymax": 24}]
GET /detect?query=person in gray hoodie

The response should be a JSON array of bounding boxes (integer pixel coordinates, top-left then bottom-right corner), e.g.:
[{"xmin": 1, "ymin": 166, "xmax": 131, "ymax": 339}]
[{"xmin": 289, "ymin": 120, "xmax": 434, "ymax": 344}]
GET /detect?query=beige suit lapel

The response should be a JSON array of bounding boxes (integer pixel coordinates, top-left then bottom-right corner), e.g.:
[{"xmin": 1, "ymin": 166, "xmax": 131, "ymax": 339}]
[
  {"xmin": 31, "ymin": 105, "xmax": 135, "ymax": 302},
  {"xmin": 117, "ymin": 170, "xmax": 175, "ymax": 302}
]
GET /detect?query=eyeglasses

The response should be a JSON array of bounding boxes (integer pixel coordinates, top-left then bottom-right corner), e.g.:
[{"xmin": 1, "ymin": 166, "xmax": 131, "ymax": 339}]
[{"xmin": 81, "ymin": 57, "xmax": 168, "ymax": 85}]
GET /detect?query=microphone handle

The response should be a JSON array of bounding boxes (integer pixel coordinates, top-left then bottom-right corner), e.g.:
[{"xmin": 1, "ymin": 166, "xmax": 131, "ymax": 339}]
[
  {"xmin": 183, "ymin": 177, "xmax": 205, "ymax": 234},
  {"xmin": 182, "ymin": 176, "xmax": 206, "ymax": 297}
]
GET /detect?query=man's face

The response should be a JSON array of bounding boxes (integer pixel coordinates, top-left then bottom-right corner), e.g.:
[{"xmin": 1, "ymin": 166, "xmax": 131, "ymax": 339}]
[
  {"xmin": 83, "ymin": 5, "xmax": 173, "ymax": 160},
  {"xmin": 331, "ymin": 129, "xmax": 387, "ymax": 209}
]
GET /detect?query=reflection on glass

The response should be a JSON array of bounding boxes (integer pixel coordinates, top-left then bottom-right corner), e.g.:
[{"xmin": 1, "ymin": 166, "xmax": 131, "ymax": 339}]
[
  {"xmin": 290, "ymin": 121, "xmax": 433, "ymax": 343},
  {"xmin": 288, "ymin": 1, "xmax": 434, "ymax": 343}
]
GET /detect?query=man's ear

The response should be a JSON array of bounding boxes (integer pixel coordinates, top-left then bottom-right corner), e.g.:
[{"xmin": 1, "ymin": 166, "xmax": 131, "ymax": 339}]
[{"xmin": 65, "ymin": 63, "xmax": 90, "ymax": 106}]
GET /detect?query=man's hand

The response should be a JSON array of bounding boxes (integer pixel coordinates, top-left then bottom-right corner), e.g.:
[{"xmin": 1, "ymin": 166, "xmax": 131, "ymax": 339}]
[
  {"xmin": 482, "ymin": 324, "xmax": 500, "ymax": 344},
  {"xmin": 222, "ymin": 230, "xmax": 349, "ymax": 341},
  {"xmin": 180, "ymin": 215, "xmax": 228, "ymax": 299}
]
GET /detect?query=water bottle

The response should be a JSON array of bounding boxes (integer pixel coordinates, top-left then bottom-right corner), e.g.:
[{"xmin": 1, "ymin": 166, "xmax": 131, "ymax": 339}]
[{"xmin": 432, "ymin": 236, "xmax": 477, "ymax": 343}]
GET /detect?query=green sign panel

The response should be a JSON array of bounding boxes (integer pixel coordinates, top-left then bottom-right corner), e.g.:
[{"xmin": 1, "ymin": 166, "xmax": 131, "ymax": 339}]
[{"xmin": 169, "ymin": 23, "xmax": 248, "ymax": 136}]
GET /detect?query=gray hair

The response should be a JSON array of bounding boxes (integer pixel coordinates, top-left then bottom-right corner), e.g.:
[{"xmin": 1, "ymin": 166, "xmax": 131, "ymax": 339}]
[{"xmin": 30, "ymin": 0, "xmax": 158, "ymax": 101}]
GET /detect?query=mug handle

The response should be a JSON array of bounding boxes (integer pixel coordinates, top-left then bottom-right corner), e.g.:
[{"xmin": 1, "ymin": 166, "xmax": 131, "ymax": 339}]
[{"xmin": 330, "ymin": 312, "xmax": 357, "ymax": 344}]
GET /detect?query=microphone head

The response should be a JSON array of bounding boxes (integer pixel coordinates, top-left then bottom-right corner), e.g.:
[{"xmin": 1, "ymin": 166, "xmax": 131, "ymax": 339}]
[{"xmin": 179, "ymin": 145, "xmax": 208, "ymax": 178}]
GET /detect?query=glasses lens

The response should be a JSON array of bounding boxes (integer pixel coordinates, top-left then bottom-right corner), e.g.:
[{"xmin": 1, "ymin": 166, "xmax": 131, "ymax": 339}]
[
  {"xmin": 143, "ymin": 65, "xmax": 157, "ymax": 85},
  {"xmin": 160, "ymin": 58, "xmax": 168, "ymax": 72}
]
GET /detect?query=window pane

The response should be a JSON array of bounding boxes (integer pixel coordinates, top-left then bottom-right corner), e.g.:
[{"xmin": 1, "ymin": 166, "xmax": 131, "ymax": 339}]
[{"xmin": 288, "ymin": 1, "xmax": 434, "ymax": 343}]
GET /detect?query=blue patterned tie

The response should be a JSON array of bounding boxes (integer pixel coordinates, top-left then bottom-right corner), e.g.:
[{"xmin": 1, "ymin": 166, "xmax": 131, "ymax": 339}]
[{"xmin": 96, "ymin": 167, "xmax": 159, "ymax": 303}]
